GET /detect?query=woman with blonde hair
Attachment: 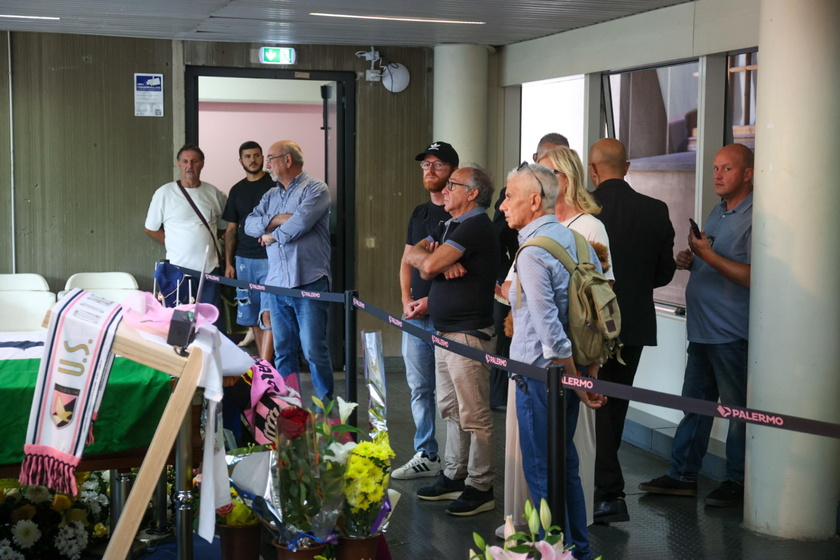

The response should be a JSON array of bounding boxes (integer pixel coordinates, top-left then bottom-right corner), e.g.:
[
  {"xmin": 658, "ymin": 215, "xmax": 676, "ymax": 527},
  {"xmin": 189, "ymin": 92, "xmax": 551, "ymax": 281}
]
[{"xmin": 537, "ymin": 146, "xmax": 614, "ymax": 281}]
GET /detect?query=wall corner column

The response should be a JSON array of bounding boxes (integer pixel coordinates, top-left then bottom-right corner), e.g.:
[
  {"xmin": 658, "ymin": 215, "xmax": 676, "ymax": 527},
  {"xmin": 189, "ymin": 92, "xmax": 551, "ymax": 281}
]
[
  {"xmin": 746, "ymin": 0, "xmax": 840, "ymax": 539},
  {"xmin": 433, "ymin": 45, "xmax": 490, "ymax": 167}
]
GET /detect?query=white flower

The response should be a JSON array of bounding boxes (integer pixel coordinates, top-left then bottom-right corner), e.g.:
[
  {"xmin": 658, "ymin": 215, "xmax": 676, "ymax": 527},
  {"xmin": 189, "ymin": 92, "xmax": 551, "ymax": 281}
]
[
  {"xmin": 11, "ymin": 519, "xmax": 41, "ymax": 549},
  {"xmin": 325, "ymin": 441, "xmax": 357, "ymax": 464},
  {"xmin": 55, "ymin": 522, "xmax": 87, "ymax": 560},
  {"xmin": 336, "ymin": 396, "xmax": 357, "ymax": 424},
  {"xmin": 0, "ymin": 538, "xmax": 25, "ymax": 560},
  {"xmin": 22, "ymin": 485, "xmax": 51, "ymax": 504}
]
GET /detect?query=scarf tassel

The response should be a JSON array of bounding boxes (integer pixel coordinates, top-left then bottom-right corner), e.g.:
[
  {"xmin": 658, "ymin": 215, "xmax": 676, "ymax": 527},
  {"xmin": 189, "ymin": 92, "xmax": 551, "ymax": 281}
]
[{"xmin": 20, "ymin": 446, "xmax": 80, "ymax": 496}]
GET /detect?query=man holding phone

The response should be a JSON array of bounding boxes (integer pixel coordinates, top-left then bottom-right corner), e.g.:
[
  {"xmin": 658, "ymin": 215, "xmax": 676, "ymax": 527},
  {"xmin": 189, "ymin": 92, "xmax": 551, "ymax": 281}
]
[{"xmin": 640, "ymin": 143, "xmax": 754, "ymax": 509}]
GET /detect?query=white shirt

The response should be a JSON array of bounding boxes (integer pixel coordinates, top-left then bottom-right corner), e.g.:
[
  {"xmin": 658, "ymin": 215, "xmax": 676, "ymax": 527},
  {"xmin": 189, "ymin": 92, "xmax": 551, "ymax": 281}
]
[{"xmin": 145, "ymin": 181, "xmax": 227, "ymax": 272}]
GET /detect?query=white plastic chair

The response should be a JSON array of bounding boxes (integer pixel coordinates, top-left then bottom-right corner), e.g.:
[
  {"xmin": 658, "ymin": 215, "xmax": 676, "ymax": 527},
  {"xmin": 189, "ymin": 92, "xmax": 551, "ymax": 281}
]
[
  {"xmin": 61, "ymin": 272, "xmax": 141, "ymax": 303},
  {"xmin": 0, "ymin": 291, "xmax": 57, "ymax": 331},
  {"xmin": 65, "ymin": 272, "xmax": 139, "ymax": 291},
  {"xmin": 0, "ymin": 273, "xmax": 50, "ymax": 291}
]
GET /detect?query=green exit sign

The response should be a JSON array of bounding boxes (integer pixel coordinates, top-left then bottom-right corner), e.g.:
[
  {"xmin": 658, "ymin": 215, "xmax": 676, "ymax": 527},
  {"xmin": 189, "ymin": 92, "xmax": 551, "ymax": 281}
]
[{"xmin": 259, "ymin": 47, "xmax": 296, "ymax": 65}]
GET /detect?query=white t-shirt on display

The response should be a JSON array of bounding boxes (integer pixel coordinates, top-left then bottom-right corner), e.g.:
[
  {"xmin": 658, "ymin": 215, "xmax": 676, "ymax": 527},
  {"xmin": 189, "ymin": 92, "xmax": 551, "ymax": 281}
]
[{"xmin": 145, "ymin": 181, "xmax": 228, "ymax": 272}]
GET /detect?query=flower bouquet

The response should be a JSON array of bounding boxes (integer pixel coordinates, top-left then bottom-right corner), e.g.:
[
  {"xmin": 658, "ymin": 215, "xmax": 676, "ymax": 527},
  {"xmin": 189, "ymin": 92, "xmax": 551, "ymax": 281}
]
[
  {"xmin": 469, "ymin": 499, "xmax": 597, "ymax": 560},
  {"xmin": 341, "ymin": 432, "xmax": 395, "ymax": 539},
  {"xmin": 0, "ymin": 471, "xmax": 109, "ymax": 560},
  {"xmin": 268, "ymin": 397, "xmax": 360, "ymax": 552}
]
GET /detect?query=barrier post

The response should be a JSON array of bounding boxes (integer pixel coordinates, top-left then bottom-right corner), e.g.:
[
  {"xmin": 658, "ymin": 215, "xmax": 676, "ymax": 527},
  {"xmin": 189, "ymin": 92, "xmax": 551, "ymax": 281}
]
[
  {"xmin": 344, "ymin": 290, "xmax": 359, "ymax": 428},
  {"xmin": 547, "ymin": 364, "xmax": 566, "ymax": 531}
]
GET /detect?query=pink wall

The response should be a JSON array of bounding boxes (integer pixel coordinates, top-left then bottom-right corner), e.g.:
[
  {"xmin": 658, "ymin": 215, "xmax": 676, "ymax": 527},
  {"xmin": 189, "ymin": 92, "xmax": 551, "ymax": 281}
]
[{"xmin": 197, "ymin": 102, "xmax": 325, "ymax": 194}]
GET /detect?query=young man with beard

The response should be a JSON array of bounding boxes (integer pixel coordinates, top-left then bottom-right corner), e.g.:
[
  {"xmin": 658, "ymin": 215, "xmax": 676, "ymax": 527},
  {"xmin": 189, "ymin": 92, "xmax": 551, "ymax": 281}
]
[
  {"xmin": 392, "ymin": 141, "xmax": 458, "ymax": 480},
  {"xmin": 222, "ymin": 141, "xmax": 276, "ymax": 360}
]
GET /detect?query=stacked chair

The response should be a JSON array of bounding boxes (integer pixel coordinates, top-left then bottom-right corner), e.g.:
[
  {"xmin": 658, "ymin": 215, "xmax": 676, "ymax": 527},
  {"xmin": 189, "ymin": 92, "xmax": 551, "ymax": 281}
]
[{"xmin": 0, "ymin": 273, "xmax": 56, "ymax": 331}]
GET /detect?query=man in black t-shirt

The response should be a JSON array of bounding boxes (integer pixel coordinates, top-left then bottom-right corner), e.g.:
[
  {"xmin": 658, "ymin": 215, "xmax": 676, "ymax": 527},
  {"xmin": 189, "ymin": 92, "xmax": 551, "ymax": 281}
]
[
  {"xmin": 222, "ymin": 141, "xmax": 276, "ymax": 360},
  {"xmin": 406, "ymin": 165, "xmax": 499, "ymax": 517},
  {"xmin": 392, "ymin": 141, "xmax": 457, "ymax": 481}
]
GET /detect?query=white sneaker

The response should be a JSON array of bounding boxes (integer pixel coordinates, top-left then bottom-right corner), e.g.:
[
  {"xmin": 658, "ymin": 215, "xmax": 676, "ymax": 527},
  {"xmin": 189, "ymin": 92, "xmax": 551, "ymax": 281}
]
[
  {"xmin": 391, "ymin": 452, "xmax": 442, "ymax": 480},
  {"xmin": 237, "ymin": 329, "xmax": 256, "ymax": 347}
]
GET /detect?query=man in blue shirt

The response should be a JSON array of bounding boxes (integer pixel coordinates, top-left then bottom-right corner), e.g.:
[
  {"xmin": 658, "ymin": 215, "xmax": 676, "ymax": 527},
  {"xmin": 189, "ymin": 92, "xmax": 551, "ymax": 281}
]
[
  {"xmin": 640, "ymin": 144, "xmax": 754, "ymax": 508},
  {"xmin": 500, "ymin": 162, "xmax": 604, "ymax": 560},
  {"xmin": 244, "ymin": 141, "xmax": 333, "ymax": 400}
]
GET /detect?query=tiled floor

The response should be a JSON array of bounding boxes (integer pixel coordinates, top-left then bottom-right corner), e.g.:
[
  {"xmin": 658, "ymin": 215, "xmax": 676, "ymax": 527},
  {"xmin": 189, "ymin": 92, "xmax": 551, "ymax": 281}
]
[
  {"xmin": 138, "ymin": 364, "xmax": 840, "ymax": 559},
  {"xmin": 361, "ymin": 367, "xmax": 840, "ymax": 560}
]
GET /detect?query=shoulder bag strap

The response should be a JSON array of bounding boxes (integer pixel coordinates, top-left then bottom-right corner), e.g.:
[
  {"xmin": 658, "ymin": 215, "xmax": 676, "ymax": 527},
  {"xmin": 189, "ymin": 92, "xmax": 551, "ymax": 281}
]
[
  {"xmin": 177, "ymin": 181, "xmax": 224, "ymax": 266},
  {"xmin": 512, "ymin": 235, "xmax": 577, "ymax": 309}
]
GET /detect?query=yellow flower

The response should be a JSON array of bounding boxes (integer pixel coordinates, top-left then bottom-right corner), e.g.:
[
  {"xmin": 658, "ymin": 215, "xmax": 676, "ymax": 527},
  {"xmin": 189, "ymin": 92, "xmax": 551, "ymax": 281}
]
[
  {"xmin": 52, "ymin": 493, "xmax": 73, "ymax": 511},
  {"xmin": 11, "ymin": 504, "xmax": 36, "ymax": 522},
  {"xmin": 93, "ymin": 522, "xmax": 109, "ymax": 538},
  {"xmin": 64, "ymin": 507, "xmax": 90, "ymax": 525}
]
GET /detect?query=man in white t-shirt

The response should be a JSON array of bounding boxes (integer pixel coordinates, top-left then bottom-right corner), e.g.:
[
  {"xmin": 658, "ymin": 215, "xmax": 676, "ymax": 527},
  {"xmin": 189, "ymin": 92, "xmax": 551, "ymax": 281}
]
[{"xmin": 144, "ymin": 144, "xmax": 227, "ymax": 317}]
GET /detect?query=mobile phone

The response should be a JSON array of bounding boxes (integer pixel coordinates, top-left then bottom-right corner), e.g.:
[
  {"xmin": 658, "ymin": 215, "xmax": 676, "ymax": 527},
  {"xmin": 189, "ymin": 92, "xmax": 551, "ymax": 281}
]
[{"xmin": 689, "ymin": 218, "xmax": 701, "ymax": 239}]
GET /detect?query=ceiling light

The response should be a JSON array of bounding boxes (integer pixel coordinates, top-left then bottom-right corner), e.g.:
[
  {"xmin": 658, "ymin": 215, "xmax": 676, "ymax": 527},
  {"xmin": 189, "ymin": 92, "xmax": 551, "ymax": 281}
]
[
  {"xmin": 0, "ymin": 14, "xmax": 60, "ymax": 21},
  {"xmin": 310, "ymin": 13, "xmax": 484, "ymax": 25}
]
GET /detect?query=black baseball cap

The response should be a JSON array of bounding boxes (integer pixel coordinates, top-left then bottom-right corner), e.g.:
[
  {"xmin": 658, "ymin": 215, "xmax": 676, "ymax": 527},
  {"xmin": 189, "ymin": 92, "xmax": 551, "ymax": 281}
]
[{"xmin": 415, "ymin": 141, "xmax": 459, "ymax": 167}]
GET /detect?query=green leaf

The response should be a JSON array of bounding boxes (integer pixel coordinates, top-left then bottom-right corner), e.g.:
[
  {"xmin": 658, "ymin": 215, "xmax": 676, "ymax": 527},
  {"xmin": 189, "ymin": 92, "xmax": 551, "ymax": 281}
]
[{"xmin": 473, "ymin": 532, "xmax": 486, "ymax": 551}]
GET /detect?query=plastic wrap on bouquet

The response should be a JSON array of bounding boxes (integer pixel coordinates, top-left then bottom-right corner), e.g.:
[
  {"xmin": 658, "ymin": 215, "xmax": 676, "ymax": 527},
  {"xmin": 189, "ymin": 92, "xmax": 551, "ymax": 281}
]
[
  {"xmin": 269, "ymin": 407, "xmax": 343, "ymax": 550},
  {"xmin": 362, "ymin": 331, "xmax": 387, "ymax": 436}
]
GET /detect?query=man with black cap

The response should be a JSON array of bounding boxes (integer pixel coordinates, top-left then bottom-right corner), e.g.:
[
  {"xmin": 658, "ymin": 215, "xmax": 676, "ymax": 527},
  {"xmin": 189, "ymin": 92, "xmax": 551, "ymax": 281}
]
[{"xmin": 392, "ymin": 141, "xmax": 458, "ymax": 480}]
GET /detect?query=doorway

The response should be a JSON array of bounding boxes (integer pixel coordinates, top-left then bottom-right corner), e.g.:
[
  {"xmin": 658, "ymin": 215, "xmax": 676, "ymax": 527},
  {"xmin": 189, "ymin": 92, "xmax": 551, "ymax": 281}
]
[{"xmin": 185, "ymin": 66, "xmax": 356, "ymax": 367}]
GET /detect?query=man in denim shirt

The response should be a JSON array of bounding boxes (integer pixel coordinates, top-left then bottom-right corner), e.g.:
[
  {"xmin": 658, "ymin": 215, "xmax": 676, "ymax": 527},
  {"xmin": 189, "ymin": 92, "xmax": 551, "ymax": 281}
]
[
  {"xmin": 500, "ymin": 162, "xmax": 606, "ymax": 560},
  {"xmin": 244, "ymin": 141, "xmax": 333, "ymax": 400}
]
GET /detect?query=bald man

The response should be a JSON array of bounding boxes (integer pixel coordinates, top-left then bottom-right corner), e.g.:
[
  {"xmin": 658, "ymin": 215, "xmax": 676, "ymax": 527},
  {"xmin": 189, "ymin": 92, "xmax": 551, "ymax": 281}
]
[
  {"xmin": 244, "ymin": 141, "xmax": 334, "ymax": 401},
  {"xmin": 640, "ymin": 144, "xmax": 754, "ymax": 509},
  {"xmin": 588, "ymin": 138, "xmax": 676, "ymax": 523}
]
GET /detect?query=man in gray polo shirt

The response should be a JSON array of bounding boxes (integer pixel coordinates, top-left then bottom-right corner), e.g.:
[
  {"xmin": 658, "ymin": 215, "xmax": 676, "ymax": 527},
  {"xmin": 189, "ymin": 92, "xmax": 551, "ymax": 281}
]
[{"xmin": 640, "ymin": 144, "xmax": 754, "ymax": 508}]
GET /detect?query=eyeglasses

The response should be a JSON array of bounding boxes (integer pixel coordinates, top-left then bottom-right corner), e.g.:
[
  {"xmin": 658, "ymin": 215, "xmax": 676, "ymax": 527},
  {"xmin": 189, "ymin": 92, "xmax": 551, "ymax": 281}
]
[
  {"xmin": 420, "ymin": 161, "xmax": 448, "ymax": 171},
  {"xmin": 265, "ymin": 153, "xmax": 289, "ymax": 164},
  {"xmin": 445, "ymin": 180, "xmax": 470, "ymax": 191},
  {"xmin": 519, "ymin": 161, "xmax": 546, "ymax": 198}
]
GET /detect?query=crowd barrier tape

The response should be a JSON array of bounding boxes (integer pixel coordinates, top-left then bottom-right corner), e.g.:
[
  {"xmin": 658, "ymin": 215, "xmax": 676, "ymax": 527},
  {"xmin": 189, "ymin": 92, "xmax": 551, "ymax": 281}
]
[
  {"xmin": 183, "ymin": 266, "xmax": 840, "ymax": 441},
  {"xmin": 176, "ymin": 266, "xmax": 345, "ymax": 303}
]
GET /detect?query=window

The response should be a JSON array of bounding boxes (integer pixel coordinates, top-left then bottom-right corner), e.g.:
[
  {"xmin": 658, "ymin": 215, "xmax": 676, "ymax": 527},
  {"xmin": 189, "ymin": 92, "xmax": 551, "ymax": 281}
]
[
  {"xmin": 726, "ymin": 50, "xmax": 758, "ymax": 149},
  {"xmin": 604, "ymin": 61, "xmax": 700, "ymax": 307},
  {"xmin": 521, "ymin": 75, "xmax": 586, "ymax": 159}
]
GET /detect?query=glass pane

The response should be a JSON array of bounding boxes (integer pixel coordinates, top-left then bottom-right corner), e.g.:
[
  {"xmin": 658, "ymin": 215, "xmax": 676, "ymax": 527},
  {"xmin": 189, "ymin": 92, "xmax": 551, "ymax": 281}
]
[
  {"xmin": 727, "ymin": 50, "xmax": 758, "ymax": 149},
  {"xmin": 607, "ymin": 61, "xmax": 700, "ymax": 307},
  {"xmin": 521, "ymin": 75, "xmax": 586, "ymax": 159}
]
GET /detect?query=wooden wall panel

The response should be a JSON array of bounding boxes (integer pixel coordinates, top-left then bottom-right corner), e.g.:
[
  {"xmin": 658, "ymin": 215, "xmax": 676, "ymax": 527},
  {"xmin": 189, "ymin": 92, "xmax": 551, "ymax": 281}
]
[
  {"xmin": 11, "ymin": 33, "xmax": 173, "ymax": 290},
  {"xmin": 0, "ymin": 33, "xmax": 10, "ymax": 273},
  {"xmin": 184, "ymin": 43, "xmax": 433, "ymax": 355}
]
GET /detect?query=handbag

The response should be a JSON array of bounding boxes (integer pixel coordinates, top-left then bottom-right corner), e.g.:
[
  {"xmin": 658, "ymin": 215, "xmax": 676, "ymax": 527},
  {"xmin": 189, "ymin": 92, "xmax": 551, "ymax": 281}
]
[{"xmin": 177, "ymin": 180, "xmax": 225, "ymax": 271}]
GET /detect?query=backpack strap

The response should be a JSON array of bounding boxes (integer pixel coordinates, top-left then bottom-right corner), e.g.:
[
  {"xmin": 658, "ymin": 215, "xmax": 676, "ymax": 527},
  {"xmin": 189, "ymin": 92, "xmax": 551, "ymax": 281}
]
[{"xmin": 513, "ymin": 231, "xmax": 588, "ymax": 308}]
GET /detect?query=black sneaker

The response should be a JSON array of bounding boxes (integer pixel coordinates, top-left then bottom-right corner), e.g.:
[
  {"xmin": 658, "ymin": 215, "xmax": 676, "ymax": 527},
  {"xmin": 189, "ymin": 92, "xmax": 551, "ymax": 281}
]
[
  {"xmin": 417, "ymin": 473, "xmax": 466, "ymax": 501},
  {"xmin": 705, "ymin": 480, "xmax": 743, "ymax": 507},
  {"xmin": 446, "ymin": 485, "xmax": 495, "ymax": 516},
  {"xmin": 639, "ymin": 474, "xmax": 697, "ymax": 496}
]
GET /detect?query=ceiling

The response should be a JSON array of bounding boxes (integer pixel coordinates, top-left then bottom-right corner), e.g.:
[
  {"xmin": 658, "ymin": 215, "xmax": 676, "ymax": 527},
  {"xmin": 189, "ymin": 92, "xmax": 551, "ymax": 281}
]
[{"xmin": 0, "ymin": 0, "xmax": 693, "ymax": 48}]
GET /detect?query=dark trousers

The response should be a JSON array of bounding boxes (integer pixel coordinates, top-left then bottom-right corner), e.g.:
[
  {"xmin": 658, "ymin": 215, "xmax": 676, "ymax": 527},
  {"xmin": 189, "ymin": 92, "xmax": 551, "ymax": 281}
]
[
  {"xmin": 594, "ymin": 344, "xmax": 644, "ymax": 501},
  {"xmin": 488, "ymin": 300, "xmax": 510, "ymax": 408}
]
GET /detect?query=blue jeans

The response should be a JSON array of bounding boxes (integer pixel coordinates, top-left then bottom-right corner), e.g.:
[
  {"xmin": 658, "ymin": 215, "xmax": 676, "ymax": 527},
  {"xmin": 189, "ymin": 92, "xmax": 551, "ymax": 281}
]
[
  {"xmin": 401, "ymin": 316, "xmax": 438, "ymax": 458},
  {"xmin": 267, "ymin": 276, "xmax": 333, "ymax": 400},
  {"xmin": 668, "ymin": 340, "xmax": 748, "ymax": 485},
  {"xmin": 516, "ymin": 376, "xmax": 590, "ymax": 560},
  {"xmin": 234, "ymin": 256, "xmax": 269, "ymax": 327}
]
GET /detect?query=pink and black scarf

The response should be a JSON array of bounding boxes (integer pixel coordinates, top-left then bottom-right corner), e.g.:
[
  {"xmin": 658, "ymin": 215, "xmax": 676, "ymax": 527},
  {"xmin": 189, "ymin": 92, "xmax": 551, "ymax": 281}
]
[{"xmin": 19, "ymin": 289, "xmax": 123, "ymax": 496}]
